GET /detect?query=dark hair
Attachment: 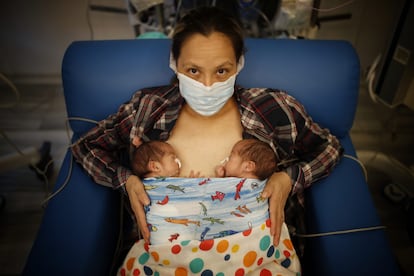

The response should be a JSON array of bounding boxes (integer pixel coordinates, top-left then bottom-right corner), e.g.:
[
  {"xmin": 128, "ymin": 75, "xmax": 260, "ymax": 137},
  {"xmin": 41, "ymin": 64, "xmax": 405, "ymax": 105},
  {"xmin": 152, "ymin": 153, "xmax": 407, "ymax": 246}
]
[
  {"xmin": 171, "ymin": 6, "xmax": 245, "ymax": 63},
  {"xmin": 132, "ymin": 141, "xmax": 168, "ymax": 178},
  {"xmin": 237, "ymin": 139, "xmax": 278, "ymax": 180}
]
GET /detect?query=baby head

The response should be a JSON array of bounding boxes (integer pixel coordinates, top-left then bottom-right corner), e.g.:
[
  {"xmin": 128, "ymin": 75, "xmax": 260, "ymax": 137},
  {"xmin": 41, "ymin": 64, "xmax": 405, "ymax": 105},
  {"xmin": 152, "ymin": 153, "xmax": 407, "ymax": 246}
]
[
  {"xmin": 132, "ymin": 141, "xmax": 181, "ymax": 178},
  {"xmin": 223, "ymin": 139, "xmax": 277, "ymax": 180}
]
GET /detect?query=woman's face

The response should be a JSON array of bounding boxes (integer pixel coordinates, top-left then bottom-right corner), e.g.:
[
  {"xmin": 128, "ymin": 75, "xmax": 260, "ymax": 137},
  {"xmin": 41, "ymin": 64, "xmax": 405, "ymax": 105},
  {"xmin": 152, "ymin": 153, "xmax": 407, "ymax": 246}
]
[{"xmin": 176, "ymin": 32, "xmax": 238, "ymax": 87}]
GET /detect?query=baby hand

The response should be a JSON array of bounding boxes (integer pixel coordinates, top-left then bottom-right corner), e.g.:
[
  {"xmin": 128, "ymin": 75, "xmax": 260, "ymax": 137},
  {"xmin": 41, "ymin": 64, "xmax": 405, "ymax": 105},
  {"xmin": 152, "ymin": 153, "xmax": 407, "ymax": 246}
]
[
  {"xmin": 188, "ymin": 170, "xmax": 202, "ymax": 178},
  {"xmin": 215, "ymin": 165, "xmax": 225, "ymax": 177},
  {"xmin": 132, "ymin": 136, "xmax": 142, "ymax": 147}
]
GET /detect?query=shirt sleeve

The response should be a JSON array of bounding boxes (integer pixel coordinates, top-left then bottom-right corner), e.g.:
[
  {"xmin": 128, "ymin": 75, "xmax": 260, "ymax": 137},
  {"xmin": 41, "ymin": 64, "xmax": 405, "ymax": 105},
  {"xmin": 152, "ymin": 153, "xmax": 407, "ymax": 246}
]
[
  {"xmin": 71, "ymin": 91, "xmax": 143, "ymax": 189},
  {"xmin": 274, "ymin": 93, "xmax": 343, "ymax": 200}
]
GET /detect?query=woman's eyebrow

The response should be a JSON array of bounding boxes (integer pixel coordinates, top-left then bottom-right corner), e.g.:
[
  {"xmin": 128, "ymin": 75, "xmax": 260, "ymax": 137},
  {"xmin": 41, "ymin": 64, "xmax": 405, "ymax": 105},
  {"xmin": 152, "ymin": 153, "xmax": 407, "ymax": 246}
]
[
  {"xmin": 181, "ymin": 60, "xmax": 234, "ymax": 69},
  {"xmin": 181, "ymin": 61, "xmax": 200, "ymax": 68},
  {"xmin": 215, "ymin": 61, "xmax": 234, "ymax": 68}
]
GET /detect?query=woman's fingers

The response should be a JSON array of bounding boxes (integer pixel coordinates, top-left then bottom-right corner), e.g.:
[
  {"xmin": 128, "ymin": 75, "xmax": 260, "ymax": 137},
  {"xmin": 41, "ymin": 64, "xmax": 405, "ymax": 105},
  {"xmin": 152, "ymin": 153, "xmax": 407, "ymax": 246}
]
[
  {"xmin": 126, "ymin": 175, "xmax": 151, "ymax": 243},
  {"xmin": 262, "ymin": 171, "xmax": 292, "ymax": 246},
  {"xmin": 268, "ymin": 197, "xmax": 285, "ymax": 245}
]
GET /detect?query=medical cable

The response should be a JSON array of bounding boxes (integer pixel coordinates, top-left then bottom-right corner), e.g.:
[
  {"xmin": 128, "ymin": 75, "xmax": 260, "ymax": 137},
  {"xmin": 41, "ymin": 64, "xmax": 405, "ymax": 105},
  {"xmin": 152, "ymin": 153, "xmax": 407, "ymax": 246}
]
[
  {"xmin": 294, "ymin": 225, "xmax": 386, "ymax": 238},
  {"xmin": 40, "ymin": 117, "xmax": 99, "ymax": 207},
  {"xmin": 0, "ymin": 130, "xmax": 54, "ymax": 197},
  {"xmin": 0, "ymin": 74, "xmax": 55, "ymax": 198},
  {"xmin": 289, "ymin": 154, "xmax": 386, "ymax": 239},
  {"xmin": 40, "ymin": 152, "xmax": 73, "ymax": 207},
  {"xmin": 0, "ymin": 73, "xmax": 21, "ymax": 108},
  {"xmin": 344, "ymin": 153, "xmax": 368, "ymax": 182},
  {"xmin": 366, "ymin": 54, "xmax": 382, "ymax": 104},
  {"xmin": 311, "ymin": 0, "xmax": 356, "ymax": 12}
]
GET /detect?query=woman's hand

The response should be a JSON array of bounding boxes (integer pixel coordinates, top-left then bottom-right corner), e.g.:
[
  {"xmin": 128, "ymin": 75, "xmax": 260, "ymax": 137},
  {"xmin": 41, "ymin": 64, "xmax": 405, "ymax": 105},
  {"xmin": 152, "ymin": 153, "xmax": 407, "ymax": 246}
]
[
  {"xmin": 125, "ymin": 175, "xmax": 151, "ymax": 243},
  {"xmin": 261, "ymin": 171, "xmax": 292, "ymax": 246}
]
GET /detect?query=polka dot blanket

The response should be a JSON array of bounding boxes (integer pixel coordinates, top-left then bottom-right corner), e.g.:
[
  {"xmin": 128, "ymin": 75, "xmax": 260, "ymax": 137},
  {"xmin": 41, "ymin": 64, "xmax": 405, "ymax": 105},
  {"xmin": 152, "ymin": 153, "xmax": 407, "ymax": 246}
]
[{"xmin": 118, "ymin": 177, "xmax": 301, "ymax": 275}]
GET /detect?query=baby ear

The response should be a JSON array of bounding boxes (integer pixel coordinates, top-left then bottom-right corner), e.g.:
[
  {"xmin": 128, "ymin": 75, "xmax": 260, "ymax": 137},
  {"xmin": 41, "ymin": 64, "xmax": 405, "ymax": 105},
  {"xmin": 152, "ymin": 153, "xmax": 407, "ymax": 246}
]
[
  {"xmin": 148, "ymin": 161, "xmax": 161, "ymax": 172},
  {"xmin": 244, "ymin": 160, "xmax": 256, "ymax": 173}
]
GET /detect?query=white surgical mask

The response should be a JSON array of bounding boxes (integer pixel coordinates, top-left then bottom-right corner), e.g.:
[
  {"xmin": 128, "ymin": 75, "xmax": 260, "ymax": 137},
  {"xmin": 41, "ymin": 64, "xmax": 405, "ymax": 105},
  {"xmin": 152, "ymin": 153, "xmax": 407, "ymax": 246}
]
[{"xmin": 170, "ymin": 55, "xmax": 245, "ymax": 116}]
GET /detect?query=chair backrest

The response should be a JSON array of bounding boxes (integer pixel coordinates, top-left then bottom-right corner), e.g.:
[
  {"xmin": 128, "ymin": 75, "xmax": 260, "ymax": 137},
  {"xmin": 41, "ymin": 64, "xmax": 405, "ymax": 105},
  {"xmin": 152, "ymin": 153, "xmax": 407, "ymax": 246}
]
[{"xmin": 62, "ymin": 38, "xmax": 360, "ymax": 138}]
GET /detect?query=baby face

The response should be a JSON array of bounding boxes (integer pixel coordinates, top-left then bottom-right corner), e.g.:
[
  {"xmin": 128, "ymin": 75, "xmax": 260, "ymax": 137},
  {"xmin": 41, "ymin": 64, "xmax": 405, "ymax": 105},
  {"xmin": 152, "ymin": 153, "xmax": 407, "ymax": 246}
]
[
  {"xmin": 159, "ymin": 144, "xmax": 181, "ymax": 177},
  {"xmin": 222, "ymin": 143, "xmax": 244, "ymax": 177}
]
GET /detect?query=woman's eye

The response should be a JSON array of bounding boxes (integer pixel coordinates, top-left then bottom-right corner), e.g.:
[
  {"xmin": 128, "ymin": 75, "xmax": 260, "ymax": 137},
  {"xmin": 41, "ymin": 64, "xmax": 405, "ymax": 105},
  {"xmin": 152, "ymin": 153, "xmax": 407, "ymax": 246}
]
[
  {"xmin": 217, "ymin": 68, "xmax": 227, "ymax": 76},
  {"xmin": 189, "ymin": 68, "xmax": 198, "ymax": 75}
]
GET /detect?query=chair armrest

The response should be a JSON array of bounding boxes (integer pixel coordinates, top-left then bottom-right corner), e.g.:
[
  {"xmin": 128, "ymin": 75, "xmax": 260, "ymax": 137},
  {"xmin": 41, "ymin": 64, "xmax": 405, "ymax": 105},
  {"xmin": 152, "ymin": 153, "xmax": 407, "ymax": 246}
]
[{"xmin": 303, "ymin": 135, "xmax": 401, "ymax": 275}]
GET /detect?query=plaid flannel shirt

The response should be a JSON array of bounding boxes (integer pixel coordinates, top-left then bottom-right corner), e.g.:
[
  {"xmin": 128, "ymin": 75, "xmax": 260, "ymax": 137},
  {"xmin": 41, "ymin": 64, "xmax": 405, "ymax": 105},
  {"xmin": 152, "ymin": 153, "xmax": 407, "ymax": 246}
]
[{"xmin": 71, "ymin": 84, "xmax": 343, "ymax": 255}]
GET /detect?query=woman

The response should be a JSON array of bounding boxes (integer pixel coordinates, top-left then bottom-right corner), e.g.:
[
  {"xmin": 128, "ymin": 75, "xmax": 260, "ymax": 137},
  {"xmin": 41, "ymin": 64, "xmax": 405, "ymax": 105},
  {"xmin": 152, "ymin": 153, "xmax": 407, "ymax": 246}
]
[{"xmin": 71, "ymin": 6, "xmax": 342, "ymax": 257}]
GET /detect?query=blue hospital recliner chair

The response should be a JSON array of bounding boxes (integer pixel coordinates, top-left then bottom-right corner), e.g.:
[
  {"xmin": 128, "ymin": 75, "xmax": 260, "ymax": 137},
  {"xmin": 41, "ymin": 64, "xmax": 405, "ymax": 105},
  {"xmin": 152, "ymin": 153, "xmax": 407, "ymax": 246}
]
[{"xmin": 23, "ymin": 38, "xmax": 401, "ymax": 275}]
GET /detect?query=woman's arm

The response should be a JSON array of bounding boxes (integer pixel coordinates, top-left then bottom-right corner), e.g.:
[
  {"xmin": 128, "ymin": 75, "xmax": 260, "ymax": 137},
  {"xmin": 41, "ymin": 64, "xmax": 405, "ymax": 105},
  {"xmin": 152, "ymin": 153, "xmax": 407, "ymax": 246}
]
[
  {"xmin": 71, "ymin": 91, "xmax": 143, "ymax": 189},
  {"xmin": 257, "ymin": 91, "xmax": 343, "ymax": 245},
  {"xmin": 281, "ymin": 93, "xmax": 343, "ymax": 202}
]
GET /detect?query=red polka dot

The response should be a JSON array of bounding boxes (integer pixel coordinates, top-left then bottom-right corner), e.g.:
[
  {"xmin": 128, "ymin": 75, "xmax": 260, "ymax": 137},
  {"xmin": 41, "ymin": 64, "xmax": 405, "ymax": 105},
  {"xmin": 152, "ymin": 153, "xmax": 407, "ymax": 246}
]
[
  {"xmin": 133, "ymin": 268, "xmax": 141, "ymax": 276},
  {"xmin": 172, "ymin": 244, "xmax": 182, "ymax": 254},
  {"xmin": 265, "ymin": 219, "xmax": 271, "ymax": 228},
  {"xmin": 144, "ymin": 242, "xmax": 150, "ymax": 252},
  {"xmin": 283, "ymin": 250, "xmax": 291, "ymax": 258},
  {"xmin": 243, "ymin": 228, "xmax": 252, "ymax": 236},
  {"xmin": 260, "ymin": 268, "xmax": 272, "ymax": 276},
  {"xmin": 199, "ymin": 239, "xmax": 214, "ymax": 251},
  {"xmin": 257, "ymin": 257, "xmax": 264, "ymax": 266},
  {"xmin": 235, "ymin": 268, "xmax": 245, "ymax": 276},
  {"xmin": 120, "ymin": 268, "xmax": 126, "ymax": 276}
]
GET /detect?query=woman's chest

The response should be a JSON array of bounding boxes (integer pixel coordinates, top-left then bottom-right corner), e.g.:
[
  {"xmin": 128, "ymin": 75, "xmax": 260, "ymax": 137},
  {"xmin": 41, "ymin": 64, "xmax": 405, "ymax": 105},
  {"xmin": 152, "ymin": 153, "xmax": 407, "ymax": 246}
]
[{"xmin": 167, "ymin": 110, "xmax": 243, "ymax": 177}]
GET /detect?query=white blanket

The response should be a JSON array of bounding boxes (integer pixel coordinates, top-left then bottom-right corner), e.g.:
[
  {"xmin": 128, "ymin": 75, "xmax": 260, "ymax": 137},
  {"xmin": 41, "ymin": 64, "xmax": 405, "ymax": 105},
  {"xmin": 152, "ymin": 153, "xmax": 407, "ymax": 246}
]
[{"xmin": 118, "ymin": 177, "xmax": 301, "ymax": 275}]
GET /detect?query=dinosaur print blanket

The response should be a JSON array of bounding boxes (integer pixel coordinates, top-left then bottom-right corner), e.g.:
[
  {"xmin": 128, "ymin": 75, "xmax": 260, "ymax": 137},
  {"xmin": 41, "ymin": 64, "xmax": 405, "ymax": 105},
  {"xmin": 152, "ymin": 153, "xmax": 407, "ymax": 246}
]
[{"xmin": 118, "ymin": 177, "xmax": 301, "ymax": 275}]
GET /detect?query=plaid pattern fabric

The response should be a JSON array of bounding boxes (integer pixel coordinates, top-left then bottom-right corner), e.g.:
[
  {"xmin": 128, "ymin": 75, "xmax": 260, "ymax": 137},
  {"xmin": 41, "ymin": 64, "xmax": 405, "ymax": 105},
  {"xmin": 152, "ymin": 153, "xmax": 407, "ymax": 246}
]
[{"xmin": 71, "ymin": 84, "xmax": 343, "ymax": 257}]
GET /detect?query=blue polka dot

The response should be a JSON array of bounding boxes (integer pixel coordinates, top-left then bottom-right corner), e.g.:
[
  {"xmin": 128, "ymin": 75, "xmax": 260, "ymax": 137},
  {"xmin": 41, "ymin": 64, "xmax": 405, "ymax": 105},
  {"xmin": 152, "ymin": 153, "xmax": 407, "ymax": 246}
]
[
  {"xmin": 267, "ymin": 245, "xmax": 275, "ymax": 257},
  {"xmin": 201, "ymin": 270, "xmax": 214, "ymax": 276},
  {"xmin": 224, "ymin": 254, "xmax": 231, "ymax": 261},
  {"xmin": 143, "ymin": 265, "xmax": 153, "ymax": 275},
  {"xmin": 281, "ymin": 258, "xmax": 291, "ymax": 268}
]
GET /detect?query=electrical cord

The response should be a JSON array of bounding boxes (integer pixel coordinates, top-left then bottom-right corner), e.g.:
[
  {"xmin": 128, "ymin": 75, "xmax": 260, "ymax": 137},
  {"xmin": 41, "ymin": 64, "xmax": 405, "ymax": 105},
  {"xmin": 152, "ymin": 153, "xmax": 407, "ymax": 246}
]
[
  {"xmin": 366, "ymin": 54, "xmax": 382, "ymax": 104},
  {"xmin": 86, "ymin": 0, "xmax": 95, "ymax": 40},
  {"xmin": 288, "ymin": 154, "xmax": 386, "ymax": 239},
  {"xmin": 0, "ymin": 72, "xmax": 21, "ymax": 108},
  {"xmin": 311, "ymin": 0, "xmax": 356, "ymax": 12},
  {"xmin": 294, "ymin": 225, "xmax": 386, "ymax": 238},
  {"xmin": 40, "ymin": 117, "xmax": 99, "ymax": 207},
  {"xmin": 0, "ymin": 130, "xmax": 54, "ymax": 196},
  {"xmin": 40, "ymin": 151, "xmax": 73, "ymax": 207},
  {"xmin": 344, "ymin": 153, "xmax": 368, "ymax": 182}
]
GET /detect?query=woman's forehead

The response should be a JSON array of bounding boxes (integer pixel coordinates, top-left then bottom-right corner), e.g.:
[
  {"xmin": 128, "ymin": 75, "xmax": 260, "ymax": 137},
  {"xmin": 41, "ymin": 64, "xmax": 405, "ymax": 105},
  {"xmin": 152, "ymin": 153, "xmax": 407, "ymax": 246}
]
[{"xmin": 178, "ymin": 32, "xmax": 237, "ymax": 64}]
